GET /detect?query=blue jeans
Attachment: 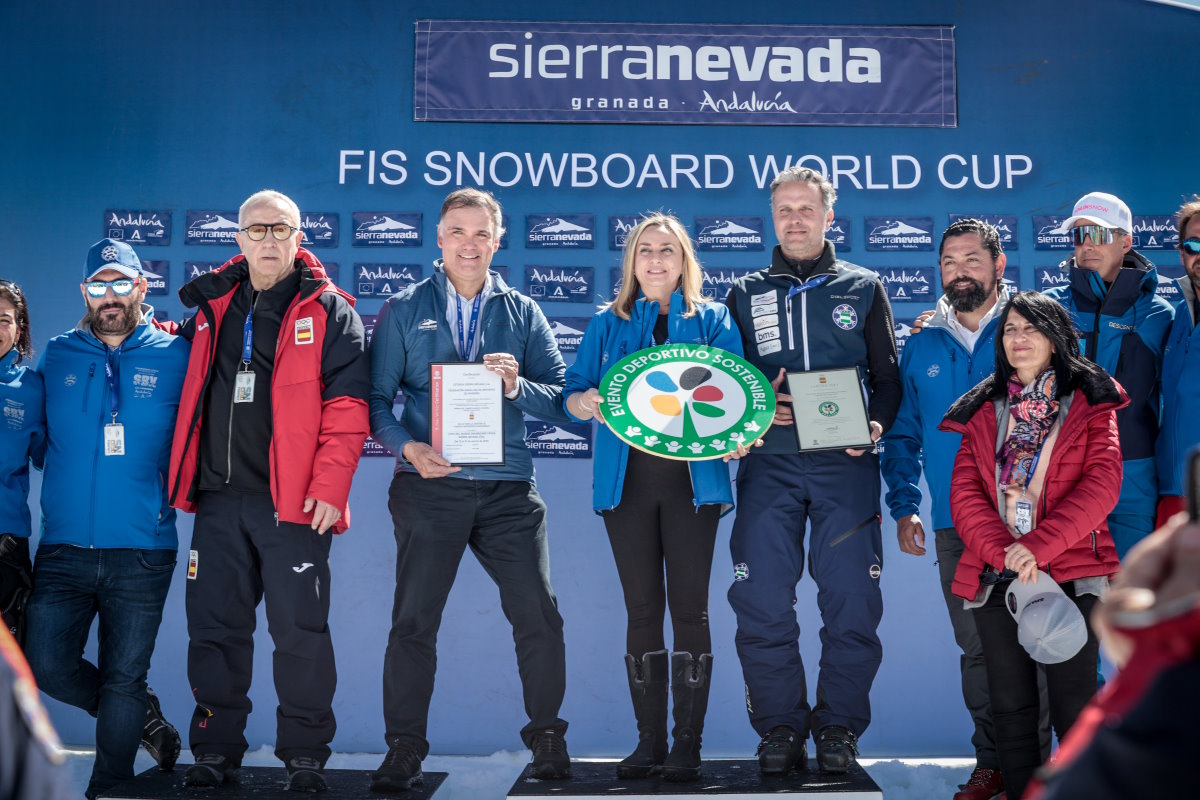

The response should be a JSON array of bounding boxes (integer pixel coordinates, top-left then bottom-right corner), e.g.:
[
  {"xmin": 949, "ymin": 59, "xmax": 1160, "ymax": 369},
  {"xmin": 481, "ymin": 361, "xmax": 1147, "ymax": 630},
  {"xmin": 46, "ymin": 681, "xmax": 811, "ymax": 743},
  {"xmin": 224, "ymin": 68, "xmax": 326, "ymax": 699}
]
[{"xmin": 25, "ymin": 544, "xmax": 175, "ymax": 798}]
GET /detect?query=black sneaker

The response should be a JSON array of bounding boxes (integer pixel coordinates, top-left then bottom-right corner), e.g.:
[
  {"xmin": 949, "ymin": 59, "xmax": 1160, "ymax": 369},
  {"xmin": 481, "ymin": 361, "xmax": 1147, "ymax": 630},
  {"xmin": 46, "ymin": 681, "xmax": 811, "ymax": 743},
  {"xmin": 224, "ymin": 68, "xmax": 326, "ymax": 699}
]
[
  {"xmin": 285, "ymin": 757, "xmax": 327, "ymax": 793},
  {"xmin": 529, "ymin": 730, "xmax": 571, "ymax": 779},
  {"xmin": 141, "ymin": 688, "xmax": 181, "ymax": 771},
  {"xmin": 184, "ymin": 754, "xmax": 239, "ymax": 788},
  {"xmin": 370, "ymin": 740, "xmax": 423, "ymax": 793},
  {"xmin": 756, "ymin": 725, "xmax": 807, "ymax": 775},
  {"xmin": 816, "ymin": 725, "xmax": 858, "ymax": 774}
]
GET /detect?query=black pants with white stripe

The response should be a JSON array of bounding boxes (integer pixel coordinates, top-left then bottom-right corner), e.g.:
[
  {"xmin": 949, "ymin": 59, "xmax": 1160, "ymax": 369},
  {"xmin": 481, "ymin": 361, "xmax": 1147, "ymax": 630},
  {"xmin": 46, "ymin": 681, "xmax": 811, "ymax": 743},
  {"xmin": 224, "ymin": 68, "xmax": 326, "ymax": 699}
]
[{"xmin": 185, "ymin": 487, "xmax": 335, "ymax": 766}]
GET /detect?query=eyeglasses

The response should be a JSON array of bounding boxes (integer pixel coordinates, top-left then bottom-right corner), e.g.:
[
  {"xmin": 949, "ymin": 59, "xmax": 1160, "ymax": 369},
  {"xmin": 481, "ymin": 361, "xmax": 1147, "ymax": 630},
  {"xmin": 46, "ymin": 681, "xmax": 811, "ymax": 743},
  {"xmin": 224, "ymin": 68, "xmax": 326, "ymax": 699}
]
[
  {"xmin": 84, "ymin": 279, "xmax": 136, "ymax": 298},
  {"xmin": 1071, "ymin": 224, "xmax": 1120, "ymax": 246},
  {"xmin": 239, "ymin": 223, "xmax": 299, "ymax": 241},
  {"xmin": 979, "ymin": 568, "xmax": 1019, "ymax": 586},
  {"xmin": 1180, "ymin": 238, "xmax": 1200, "ymax": 255}
]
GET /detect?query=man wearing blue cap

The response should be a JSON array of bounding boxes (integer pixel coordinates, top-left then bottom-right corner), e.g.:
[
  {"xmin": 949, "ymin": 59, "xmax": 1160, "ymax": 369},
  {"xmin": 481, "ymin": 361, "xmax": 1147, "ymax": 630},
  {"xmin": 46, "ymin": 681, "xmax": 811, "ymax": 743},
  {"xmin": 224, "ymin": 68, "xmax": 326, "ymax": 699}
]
[{"xmin": 24, "ymin": 238, "xmax": 189, "ymax": 799}]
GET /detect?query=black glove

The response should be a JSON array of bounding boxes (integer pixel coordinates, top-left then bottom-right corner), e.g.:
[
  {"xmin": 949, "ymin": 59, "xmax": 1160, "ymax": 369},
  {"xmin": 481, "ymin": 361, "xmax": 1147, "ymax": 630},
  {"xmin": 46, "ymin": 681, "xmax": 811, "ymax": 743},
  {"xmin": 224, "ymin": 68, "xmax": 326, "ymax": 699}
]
[{"xmin": 0, "ymin": 534, "xmax": 32, "ymax": 646}]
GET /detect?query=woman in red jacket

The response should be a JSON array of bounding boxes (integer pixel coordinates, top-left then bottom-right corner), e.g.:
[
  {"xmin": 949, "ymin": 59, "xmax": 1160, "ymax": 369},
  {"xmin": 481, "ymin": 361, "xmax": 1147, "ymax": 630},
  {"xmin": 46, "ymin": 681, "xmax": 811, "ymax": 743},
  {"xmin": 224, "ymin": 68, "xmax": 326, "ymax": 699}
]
[{"xmin": 939, "ymin": 291, "xmax": 1123, "ymax": 800}]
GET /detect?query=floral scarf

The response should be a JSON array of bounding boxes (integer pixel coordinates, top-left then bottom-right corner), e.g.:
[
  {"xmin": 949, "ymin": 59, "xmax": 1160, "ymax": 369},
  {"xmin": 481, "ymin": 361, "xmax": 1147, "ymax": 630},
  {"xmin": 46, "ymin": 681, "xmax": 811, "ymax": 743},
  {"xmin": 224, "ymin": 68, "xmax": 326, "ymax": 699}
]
[{"xmin": 997, "ymin": 367, "xmax": 1059, "ymax": 491}]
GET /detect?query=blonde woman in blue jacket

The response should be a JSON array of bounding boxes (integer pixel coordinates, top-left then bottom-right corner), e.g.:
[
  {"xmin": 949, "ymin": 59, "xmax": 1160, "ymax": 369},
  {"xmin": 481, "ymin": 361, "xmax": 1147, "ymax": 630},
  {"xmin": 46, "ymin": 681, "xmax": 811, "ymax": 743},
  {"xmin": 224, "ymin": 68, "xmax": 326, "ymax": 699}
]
[{"xmin": 564, "ymin": 213, "xmax": 746, "ymax": 782}]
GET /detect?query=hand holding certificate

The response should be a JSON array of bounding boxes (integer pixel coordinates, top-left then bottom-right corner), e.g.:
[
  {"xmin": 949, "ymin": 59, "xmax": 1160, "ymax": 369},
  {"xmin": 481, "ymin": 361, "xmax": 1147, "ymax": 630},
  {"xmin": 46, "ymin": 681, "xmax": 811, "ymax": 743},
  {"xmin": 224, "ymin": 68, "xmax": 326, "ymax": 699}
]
[
  {"xmin": 785, "ymin": 367, "xmax": 874, "ymax": 452},
  {"xmin": 429, "ymin": 362, "xmax": 506, "ymax": 465}
]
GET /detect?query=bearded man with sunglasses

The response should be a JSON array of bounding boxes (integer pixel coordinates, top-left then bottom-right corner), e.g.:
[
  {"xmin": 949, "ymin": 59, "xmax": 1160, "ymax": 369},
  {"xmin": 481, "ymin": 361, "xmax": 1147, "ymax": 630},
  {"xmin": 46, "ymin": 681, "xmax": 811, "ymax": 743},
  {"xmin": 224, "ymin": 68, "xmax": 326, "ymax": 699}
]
[
  {"xmin": 168, "ymin": 190, "xmax": 370, "ymax": 792},
  {"xmin": 1155, "ymin": 197, "xmax": 1200, "ymax": 525},
  {"xmin": 26, "ymin": 238, "xmax": 189, "ymax": 799},
  {"xmin": 1043, "ymin": 192, "xmax": 1174, "ymax": 557}
]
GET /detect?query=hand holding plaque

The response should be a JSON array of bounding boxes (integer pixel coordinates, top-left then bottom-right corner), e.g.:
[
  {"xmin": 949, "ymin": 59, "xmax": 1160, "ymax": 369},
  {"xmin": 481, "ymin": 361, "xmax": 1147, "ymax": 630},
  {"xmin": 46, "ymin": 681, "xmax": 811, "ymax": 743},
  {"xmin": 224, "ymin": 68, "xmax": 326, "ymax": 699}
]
[{"xmin": 785, "ymin": 367, "xmax": 874, "ymax": 452}]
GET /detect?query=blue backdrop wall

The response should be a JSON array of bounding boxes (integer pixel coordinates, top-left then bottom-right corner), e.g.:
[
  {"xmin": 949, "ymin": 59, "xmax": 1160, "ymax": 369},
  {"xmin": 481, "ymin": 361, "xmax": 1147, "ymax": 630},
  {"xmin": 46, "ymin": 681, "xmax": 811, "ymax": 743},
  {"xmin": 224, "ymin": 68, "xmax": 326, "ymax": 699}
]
[{"xmin": 3, "ymin": 0, "xmax": 1198, "ymax": 759}]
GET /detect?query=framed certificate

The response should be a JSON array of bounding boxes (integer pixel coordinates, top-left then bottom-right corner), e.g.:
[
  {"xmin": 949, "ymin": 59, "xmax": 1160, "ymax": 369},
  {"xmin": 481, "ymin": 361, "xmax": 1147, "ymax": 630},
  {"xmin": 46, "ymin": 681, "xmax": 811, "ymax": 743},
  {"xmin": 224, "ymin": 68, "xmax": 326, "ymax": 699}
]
[
  {"xmin": 429, "ymin": 362, "xmax": 506, "ymax": 465},
  {"xmin": 785, "ymin": 367, "xmax": 873, "ymax": 452}
]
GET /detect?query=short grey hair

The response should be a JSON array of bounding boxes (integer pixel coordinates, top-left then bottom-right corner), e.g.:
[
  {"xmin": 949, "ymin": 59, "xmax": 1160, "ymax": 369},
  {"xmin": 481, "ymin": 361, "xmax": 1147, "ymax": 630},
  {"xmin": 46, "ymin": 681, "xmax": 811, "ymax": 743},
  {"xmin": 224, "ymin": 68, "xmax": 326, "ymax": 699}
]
[
  {"xmin": 769, "ymin": 167, "xmax": 836, "ymax": 214},
  {"xmin": 239, "ymin": 190, "xmax": 301, "ymax": 227}
]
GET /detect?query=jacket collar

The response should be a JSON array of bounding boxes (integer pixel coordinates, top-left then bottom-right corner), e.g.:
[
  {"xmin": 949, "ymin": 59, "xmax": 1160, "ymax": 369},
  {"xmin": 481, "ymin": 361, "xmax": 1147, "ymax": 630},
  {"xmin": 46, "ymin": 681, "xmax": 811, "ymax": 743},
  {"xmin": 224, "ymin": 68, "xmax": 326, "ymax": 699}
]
[
  {"xmin": 1063, "ymin": 248, "xmax": 1159, "ymax": 315},
  {"xmin": 179, "ymin": 248, "xmax": 337, "ymax": 309},
  {"xmin": 0, "ymin": 347, "xmax": 21, "ymax": 377},
  {"xmin": 924, "ymin": 283, "xmax": 1013, "ymax": 338},
  {"xmin": 767, "ymin": 241, "xmax": 836, "ymax": 282},
  {"xmin": 942, "ymin": 365, "xmax": 1125, "ymax": 429}
]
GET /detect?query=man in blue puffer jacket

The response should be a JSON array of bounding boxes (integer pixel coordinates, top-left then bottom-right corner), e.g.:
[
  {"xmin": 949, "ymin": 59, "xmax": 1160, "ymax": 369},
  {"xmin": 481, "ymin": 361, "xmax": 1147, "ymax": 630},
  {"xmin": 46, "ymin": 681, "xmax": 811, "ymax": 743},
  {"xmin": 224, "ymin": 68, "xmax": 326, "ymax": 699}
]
[
  {"xmin": 1156, "ymin": 197, "xmax": 1200, "ymax": 522},
  {"xmin": 881, "ymin": 219, "xmax": 1011, "ymax": 800},
  {"xmin": 1044, "ymin": 192, "xmax": 1175, "ymax": 557},
  {"xmin": 25, "ymin": 238, "xmax": 188, "ymax": 800}
]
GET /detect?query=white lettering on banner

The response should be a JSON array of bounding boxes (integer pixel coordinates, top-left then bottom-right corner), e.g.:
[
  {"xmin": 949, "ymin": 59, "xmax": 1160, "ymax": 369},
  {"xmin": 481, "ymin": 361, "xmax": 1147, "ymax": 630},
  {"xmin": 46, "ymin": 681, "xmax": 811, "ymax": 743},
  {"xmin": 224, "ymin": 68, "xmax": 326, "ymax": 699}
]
[
  {"xmin": 336, "ymin": 150, "xmax": 1035, "ymax": 191},
  {"xmin": 488, "ymin": 38, "xmax": 881, "ymax": 84}
]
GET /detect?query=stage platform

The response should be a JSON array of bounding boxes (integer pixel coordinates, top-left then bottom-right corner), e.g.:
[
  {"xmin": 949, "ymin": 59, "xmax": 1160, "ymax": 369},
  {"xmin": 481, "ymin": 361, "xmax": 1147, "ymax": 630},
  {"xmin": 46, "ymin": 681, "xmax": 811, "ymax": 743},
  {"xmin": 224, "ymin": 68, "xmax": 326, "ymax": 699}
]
[
  {"xmin": 507, "ymin": 759, "xmax": 883, "ymax": 799},
  {"xmin": 100, "ymin": 767, "xmax": 449, "ymax": 799}
]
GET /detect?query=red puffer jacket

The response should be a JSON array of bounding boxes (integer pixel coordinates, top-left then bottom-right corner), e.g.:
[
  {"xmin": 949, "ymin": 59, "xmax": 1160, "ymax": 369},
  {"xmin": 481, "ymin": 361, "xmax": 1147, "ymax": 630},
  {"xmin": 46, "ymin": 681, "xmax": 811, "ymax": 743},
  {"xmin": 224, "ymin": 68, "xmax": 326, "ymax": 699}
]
[
  {"xmin": 939, "ymin": 368, "xmax": 1125, "ymax": 601},
  {"xmin": 168, "ymin": 249, "xmax": 369, "ymax": 533}
]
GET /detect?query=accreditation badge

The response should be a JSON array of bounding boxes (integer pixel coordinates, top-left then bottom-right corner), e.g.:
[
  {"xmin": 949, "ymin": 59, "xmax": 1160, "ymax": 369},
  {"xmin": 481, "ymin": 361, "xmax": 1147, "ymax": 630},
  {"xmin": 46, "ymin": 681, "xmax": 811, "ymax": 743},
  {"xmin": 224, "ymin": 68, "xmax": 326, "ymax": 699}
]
[
  {"xmin": 597, "ymin": 344, "xmax": 775, "ymax": 460},
  {"xmin": 104, "ymin": 422, "xmax": 125, "ymax": 456},
  {"xmin": 234, "ymin": 371, "xmax": 256, "ymax": 403}
]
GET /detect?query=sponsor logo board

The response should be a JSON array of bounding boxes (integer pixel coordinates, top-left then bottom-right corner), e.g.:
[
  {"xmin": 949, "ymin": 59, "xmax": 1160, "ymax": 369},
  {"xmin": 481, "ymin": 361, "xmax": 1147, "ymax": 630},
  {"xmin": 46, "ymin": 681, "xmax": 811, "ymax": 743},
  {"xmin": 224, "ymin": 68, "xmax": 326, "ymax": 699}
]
[
  {"xmin": 526, "ymin": 214, "xmax": 595, "ymax": 249},
  {"xmin": 185, "ymin": 210, "xmax": 239, "ymax": 246},
  {"xmin": 355, "ymin": 263, "xmax": 423, "ymax": 297},
  {"xmin": 353, "ymin": 212, "xmax": 422, "ymax": 246},
  {"xmin": 525, "ymin": 420, "xmax": 593, "ymax": 458},
  {"xmin": 104, "ymin": 209, "xmax": 171, "ymax": 245},
  {"xmin": 875, "ymin": 266, "xmax": 935, "ymax": 300},
  {"xmin": 865, "ymin": 216, "xmax": 934, "ymax": 251},
  {"xmin": 1034, "ymin": 216, "xmax": 1072, "ymax": 250},
  {"xmin": 695, "ymin": 216, "xmax": 764, "ymax": 251},
  {"xmin": 548, "ymin": 317, "xmax": 591, "ymax": 353},
  {"xmin": 300, "ymin": 212, "xmax": 339, "ymax": 248},
  {"xmin": 526, "ymin": 265, "xmax": 595, "ymax": 304},
  {"xmin": 140, "ymin": 260, "xmax": 169, "ymax": 296}
]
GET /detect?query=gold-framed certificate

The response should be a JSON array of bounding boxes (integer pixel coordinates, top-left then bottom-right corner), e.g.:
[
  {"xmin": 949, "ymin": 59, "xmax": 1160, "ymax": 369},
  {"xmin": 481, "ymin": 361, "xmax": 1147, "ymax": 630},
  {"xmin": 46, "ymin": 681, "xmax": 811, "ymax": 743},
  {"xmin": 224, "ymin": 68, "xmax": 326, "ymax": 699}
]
[
  {"xmin": 785, "ymin": 367, "xmax": 873, "ymax": 452},
  {"xmin": 429, "ymin": 362, "xmax": 506, "ymax": 465}
]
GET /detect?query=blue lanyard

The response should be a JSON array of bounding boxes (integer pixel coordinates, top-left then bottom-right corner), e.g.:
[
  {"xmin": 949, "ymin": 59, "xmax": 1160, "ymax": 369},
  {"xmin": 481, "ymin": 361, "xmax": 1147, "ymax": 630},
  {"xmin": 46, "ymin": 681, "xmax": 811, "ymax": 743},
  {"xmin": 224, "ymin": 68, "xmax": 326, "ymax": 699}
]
[
  {"xmin": 241, "ymin": 307, "xmax": 254, "ymax": 365},
  {"xmin": 1021, "ymin": 447, "xmax": 1044, "ymax": 496},
  {"xmin": 104, "ymin": 345, "xmax": 121, "ymax": 422},
  {"xmin": 787, "ymin": 273, "xmax": 832, "ymax": 301},
  {"xmin": 456, "ymin": 292, "xmax": 483, "ymax": 359}
]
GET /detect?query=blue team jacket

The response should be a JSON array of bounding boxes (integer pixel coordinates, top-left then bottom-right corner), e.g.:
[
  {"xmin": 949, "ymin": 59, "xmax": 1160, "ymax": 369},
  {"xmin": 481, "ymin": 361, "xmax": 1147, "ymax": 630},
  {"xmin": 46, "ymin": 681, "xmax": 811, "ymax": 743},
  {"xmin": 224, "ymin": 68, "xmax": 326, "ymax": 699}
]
[
  {"xmin": 37, "ymin": 309, "xmax": 189, "ymax": 550},
  {"xmin": 0, "ymin": 350, "xmax": 45, "ymax": 538},
  {"xmin": 882, "ymin": 290, "xmax": 1008, "ymax": 530},
  {"xmin": 1157, "ymin": 279, "xmax": 1200, "ymax": 496},
  {"xmin": 563, "ymin": 292, "xmax": 742, "ymax": 513},
  {"xmin": 368, "ymin": 267, "xmax": 569, "ymax": 483},
  {"xmin": 1044, "ymin": 250, "xmax": 1174, "ymax": 525}
]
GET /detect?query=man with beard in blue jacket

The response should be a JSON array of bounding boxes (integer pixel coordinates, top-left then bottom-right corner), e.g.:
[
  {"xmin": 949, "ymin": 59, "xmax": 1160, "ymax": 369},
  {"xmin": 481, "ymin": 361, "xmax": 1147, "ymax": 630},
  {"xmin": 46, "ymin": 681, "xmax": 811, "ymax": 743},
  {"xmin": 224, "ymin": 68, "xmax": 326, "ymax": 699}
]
[
  {"xmin": 1044, "ymin": 192, "xmax": 1174, "ymax": 556},
  {"xmin": 881, "ymin": 219, "xmax": 1010, "ymax": 800},
  {"xmin": 25, "ymin": 238, "xmax": 188, "ymax": 799},
  {"xmin": 368, "ymin": 188, "xmax": 573, "ymax": 791}
]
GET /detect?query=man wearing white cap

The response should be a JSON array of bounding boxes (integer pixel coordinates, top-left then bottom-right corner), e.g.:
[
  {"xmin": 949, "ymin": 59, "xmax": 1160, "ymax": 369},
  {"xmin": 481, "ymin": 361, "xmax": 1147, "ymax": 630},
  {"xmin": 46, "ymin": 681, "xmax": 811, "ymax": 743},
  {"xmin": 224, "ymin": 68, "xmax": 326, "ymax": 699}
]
[{"xmin": 1044, "ymin": 192, "xmax": 1174, "ymax": 556}]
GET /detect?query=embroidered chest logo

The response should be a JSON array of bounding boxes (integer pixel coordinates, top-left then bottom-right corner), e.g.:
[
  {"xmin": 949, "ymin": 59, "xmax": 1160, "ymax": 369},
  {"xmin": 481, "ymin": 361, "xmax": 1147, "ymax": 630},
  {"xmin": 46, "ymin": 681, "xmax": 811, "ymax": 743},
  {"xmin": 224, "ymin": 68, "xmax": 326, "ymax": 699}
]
[
  {"xmin": 294, "ymin": 317, "xmax": 314, "ymax": 345},
  {"xmin": 832, "ymin": 304, "xmax": 858, "ymax": 330},
  {"xmin": 927, "ymin": 363, "xmax": 940, "ymax": 378}
]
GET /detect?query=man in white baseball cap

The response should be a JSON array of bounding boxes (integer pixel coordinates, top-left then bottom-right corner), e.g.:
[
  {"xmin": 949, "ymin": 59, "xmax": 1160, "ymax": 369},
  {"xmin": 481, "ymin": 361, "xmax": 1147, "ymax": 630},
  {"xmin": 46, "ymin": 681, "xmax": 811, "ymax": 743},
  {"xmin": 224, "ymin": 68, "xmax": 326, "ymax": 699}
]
[{"xmin": 1043, "ymin": 193, "xmax": 1175, "ymax": 557}]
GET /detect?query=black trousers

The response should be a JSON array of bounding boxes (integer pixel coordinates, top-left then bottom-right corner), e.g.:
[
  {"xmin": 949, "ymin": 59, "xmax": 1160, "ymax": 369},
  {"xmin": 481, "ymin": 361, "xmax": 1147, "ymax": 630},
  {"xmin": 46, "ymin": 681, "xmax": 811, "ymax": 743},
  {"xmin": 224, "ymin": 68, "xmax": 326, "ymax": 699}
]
[
  {"xmin": 382, "ymin": 472, "xmax": 567, "ymax": 753},
  {"xmin": 972, "ymin": 582, "xmax": 1099, "ymax": 800},
  {"xmin": 186, "ymin": 488, "xmax": 335, "ymax": 765},
  {"xmin": 602, "ymin": 448, "xmax": 720, "ymax": 658}
]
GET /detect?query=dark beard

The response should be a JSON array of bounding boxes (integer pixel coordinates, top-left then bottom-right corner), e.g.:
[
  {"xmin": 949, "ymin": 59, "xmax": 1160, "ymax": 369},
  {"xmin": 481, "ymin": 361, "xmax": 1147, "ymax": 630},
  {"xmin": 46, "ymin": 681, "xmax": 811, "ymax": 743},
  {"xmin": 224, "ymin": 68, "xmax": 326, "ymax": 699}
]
[
  {"xmin": 944, "ymin": 278, "xmax": 988, "ymax": 313},
  {"xmin": 86, "ymin": 301, "xmax": 140, "ymax": 337}
]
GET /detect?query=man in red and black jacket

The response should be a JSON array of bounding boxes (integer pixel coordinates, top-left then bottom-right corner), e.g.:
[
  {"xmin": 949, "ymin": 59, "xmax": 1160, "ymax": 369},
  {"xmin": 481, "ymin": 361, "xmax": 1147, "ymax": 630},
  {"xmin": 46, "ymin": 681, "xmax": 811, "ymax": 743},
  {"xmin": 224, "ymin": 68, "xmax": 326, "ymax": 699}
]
[{"xmin": 167, "ymin": 190, "xmax": 370, "ymax": 793}]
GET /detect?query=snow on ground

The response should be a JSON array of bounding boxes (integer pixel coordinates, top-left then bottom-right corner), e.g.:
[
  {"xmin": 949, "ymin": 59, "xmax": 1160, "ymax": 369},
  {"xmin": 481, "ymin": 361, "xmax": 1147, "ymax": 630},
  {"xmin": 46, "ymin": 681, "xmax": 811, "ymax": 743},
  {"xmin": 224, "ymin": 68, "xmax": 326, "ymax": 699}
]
[{"xmin": 65, "ymin": 747, "xmax": 976, "ymax": 798}]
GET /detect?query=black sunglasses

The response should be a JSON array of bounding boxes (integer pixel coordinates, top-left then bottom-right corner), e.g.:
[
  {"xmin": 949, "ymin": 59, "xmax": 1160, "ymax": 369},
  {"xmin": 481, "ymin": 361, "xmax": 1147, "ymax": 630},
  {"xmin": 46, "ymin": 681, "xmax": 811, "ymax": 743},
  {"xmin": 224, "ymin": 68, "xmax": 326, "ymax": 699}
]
[{"xmin": 979, "ymin": 568, "xmax": 1018, "ymax": 586}]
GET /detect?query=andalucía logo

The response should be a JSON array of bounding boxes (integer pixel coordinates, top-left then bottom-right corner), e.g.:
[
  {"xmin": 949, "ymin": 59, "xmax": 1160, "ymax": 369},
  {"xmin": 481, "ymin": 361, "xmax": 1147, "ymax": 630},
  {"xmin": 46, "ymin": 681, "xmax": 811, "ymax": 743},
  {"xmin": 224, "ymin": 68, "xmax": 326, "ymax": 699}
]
[
  {"xmin": 548, "ymin": 318, "xmax": 591, "ymax": 353},
  {"xmin": 876, "ymin": 267, "xmax": 934, "ymax": 301},
  {"xmin": 701, "ymin": 268, "xmax": 752, "ymax": 301},
  {"xmin": 526, "ymin": 266, "xmax": 595, "ymax": 304},
  {"xmin": 105, "ymin": 209, "xmax": 170, "ymax": 246},
  {"xmin": 1033, "ymin": 216, "xmax": 1072, "ymax": 250},
  {"xmin": 300, "ymin": 212, "xmax": 339, "ymax": 248},
  {"xmin": 827, "ymin": 217, "xmax": 851, "ymax": 252},
  {"xmin": 1132, "ymin": 216, "xmax": 1179, "ymax": 250},
  {"xmin": 949, "ymin": 214, "xmax": 1018, "ymax": 250},
  {"xmin": 139, "ymin": 261, "xmax": 169, "ymax": 296},
  {"xmin": 185, "ymin": 262, "xmax": 222, "ymax": 280},
  {"xmin": 353, "ymin": 212, "xmax": 422, "ymax": 246},
  {"xmin": 525, "ymin": 420, "xmax": 593, "ymax": 458},
  {"xmin": 526, "ymin": 214, "xmax": 595, "ymax": 249},
  {"xmin": 1035, "ymin": 266, "xmax": 1070, "ymax": 291},
  {"xmin": 598, "ymin": 344, "xmax": 775, "ymax": 460},
  {"xmin": 185, "ymin": 211, "xmax": 239, "ymax": 246},
  {"xmin": 695, "ymin": 216, "xmax": 765, "ymax": 251},
  {"xmin": 609, "ymin": 215, "xmax": 642, "ymax": 250},
  {"xmin": 865, "ymin": 216, "xmax": 934, "ymax": 251},
  {"xmin": 355, "ymin": 263, "xmax": 422, "ymax": 297}
]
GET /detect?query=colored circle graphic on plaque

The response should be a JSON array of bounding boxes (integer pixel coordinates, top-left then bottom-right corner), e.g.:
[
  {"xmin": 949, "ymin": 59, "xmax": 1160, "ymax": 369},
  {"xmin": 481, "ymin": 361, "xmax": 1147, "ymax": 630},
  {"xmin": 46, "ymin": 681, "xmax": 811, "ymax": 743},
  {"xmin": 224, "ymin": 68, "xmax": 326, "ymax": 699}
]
[{"xmin": 597, "ymin": 344, "xmax": 776, "ymax": 460}]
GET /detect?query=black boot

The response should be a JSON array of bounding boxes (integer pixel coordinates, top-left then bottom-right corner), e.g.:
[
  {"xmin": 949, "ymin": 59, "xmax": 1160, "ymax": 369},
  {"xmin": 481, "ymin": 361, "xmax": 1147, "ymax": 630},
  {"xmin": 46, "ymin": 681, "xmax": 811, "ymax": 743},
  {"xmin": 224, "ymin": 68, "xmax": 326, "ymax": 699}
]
[
  {"xmin": 616, "ymin": 650, "xmax": 669, "ymax": 779},
  {"xmin": 661, "ymin": 652, "xmax": 712, "ymax": 782}
]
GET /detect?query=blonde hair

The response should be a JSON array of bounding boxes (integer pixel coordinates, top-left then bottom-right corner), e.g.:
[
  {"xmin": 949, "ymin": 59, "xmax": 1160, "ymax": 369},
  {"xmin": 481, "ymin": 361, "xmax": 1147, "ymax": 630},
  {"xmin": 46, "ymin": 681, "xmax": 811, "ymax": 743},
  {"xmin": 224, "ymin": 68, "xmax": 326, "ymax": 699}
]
[{"xmin": 608, "ymin": 213, "xmax": 705, "ymax": 320}]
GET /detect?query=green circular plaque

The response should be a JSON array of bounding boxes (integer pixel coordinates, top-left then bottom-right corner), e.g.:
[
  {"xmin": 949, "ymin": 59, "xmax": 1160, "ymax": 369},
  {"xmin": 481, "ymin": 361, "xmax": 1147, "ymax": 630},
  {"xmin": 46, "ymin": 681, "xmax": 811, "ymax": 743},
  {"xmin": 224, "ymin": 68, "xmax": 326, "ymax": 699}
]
[{"xmin": 598, "ymin": 344, "xmax": 776, "ymax": 460}]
